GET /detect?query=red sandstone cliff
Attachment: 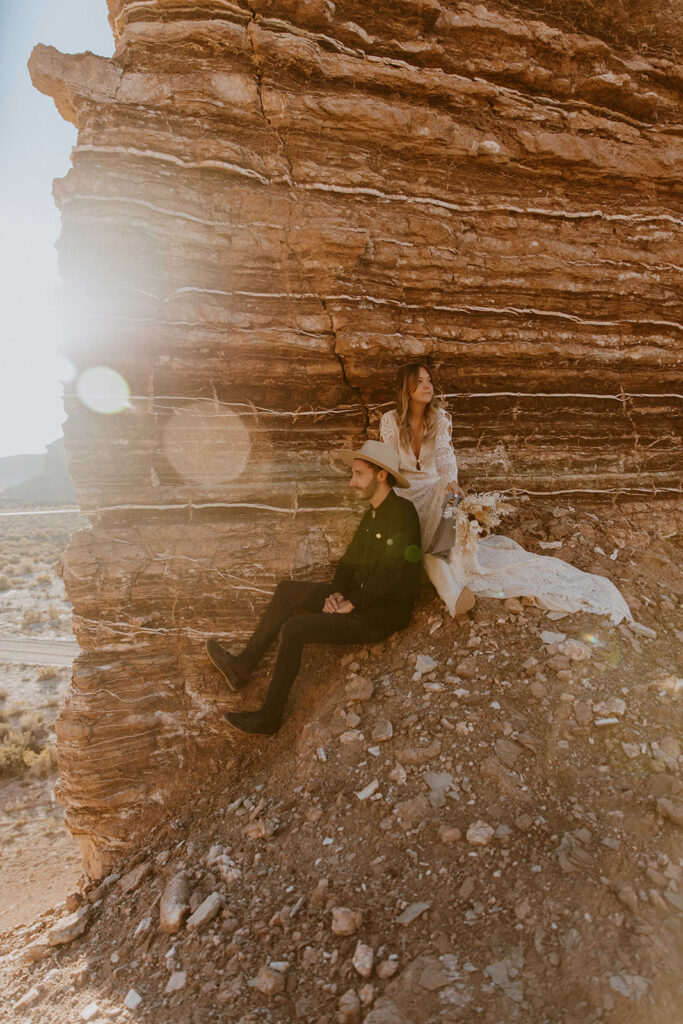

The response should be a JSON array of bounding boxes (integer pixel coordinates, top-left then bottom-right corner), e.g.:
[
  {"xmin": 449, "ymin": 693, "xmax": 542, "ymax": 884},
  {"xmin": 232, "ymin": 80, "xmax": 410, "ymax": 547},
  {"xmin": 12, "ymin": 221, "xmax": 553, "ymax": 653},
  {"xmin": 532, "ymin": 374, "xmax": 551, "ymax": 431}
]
[{"xmin": 29, "ymin": 0, "xmax": 681, "ymax": 874}]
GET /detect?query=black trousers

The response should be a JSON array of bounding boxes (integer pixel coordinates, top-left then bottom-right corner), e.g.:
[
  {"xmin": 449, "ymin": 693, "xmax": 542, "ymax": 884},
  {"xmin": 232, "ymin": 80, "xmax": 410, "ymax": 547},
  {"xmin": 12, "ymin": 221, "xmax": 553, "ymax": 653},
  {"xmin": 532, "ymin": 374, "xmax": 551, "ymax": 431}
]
[{"xmin": 240, "ymin": 580, "xmax": 412, "ymax": 723}]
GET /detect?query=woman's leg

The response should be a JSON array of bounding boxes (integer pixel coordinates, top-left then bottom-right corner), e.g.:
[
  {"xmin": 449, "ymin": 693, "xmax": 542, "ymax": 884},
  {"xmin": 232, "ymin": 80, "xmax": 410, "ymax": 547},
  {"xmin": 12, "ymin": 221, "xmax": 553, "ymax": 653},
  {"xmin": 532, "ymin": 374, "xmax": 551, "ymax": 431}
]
[{"xmin": 423, "ymin": 553, "xmax": 475, "ymax": 617}]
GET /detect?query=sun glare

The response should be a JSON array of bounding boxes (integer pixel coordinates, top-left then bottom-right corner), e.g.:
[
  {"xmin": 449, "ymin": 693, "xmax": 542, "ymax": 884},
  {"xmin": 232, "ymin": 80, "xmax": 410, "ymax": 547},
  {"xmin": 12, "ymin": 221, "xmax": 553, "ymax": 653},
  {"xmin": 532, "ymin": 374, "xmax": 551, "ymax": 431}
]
[
  {"xmin": 162, "ymin": 402, "xmax": 252, "ymax": 486},
  {"xmin": 76, "ymin": 366, "xmax": 131, "ymax": 415}
]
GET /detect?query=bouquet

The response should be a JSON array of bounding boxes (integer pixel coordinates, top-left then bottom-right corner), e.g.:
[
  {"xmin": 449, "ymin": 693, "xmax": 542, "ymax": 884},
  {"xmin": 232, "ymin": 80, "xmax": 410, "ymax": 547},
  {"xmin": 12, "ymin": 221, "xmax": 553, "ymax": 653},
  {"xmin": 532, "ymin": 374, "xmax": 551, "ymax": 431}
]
[{"xmin": 442, "ymin": 491, "xmax": 514, "ymax": 555}]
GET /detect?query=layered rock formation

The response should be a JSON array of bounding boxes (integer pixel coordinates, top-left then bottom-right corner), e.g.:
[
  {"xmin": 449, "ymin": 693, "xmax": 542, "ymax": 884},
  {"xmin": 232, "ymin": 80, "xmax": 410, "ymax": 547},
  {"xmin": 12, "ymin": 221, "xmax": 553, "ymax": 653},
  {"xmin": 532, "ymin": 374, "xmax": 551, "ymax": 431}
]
[{"xmin": 30, "ymin": 1, "xmax": 681, "ymax": 874}]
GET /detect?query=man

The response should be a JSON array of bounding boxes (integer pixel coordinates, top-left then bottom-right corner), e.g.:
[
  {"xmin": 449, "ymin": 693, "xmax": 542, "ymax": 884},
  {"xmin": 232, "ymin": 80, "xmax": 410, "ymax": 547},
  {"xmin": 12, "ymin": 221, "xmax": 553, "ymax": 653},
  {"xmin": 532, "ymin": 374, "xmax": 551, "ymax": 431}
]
[{"xmin": 206, "ymin": 440, "xmax": 422, "ymax": 735}]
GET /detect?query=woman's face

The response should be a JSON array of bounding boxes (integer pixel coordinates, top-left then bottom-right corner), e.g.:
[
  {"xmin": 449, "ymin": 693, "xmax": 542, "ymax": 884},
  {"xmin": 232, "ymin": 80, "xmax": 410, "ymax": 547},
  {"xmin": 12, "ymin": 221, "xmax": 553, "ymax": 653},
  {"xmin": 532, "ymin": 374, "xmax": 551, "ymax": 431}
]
[{"xmin": 410, "ymin": 367, "xmax": 434, "ymax": 405}]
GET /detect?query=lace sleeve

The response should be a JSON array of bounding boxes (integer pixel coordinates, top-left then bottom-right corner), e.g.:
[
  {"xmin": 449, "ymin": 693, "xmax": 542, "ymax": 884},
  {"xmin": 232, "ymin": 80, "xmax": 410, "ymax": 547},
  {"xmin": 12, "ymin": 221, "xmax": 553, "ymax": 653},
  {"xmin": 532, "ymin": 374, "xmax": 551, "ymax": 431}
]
[
  {"xmin": 434, "ymin": 409, "xmax": 458, "ymax": 481},
  {"xmin": 380, "ymin": 410, "xmax": 400, "ymax": 454}
]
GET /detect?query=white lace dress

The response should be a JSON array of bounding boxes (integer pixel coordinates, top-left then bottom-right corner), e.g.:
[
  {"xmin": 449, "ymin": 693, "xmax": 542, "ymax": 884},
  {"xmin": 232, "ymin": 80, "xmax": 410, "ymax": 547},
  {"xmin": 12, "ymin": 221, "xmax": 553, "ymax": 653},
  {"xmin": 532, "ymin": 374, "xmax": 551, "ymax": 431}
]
[{"xmin": 380, "ymin": 408, "xmax": 631, "ymax": 623}]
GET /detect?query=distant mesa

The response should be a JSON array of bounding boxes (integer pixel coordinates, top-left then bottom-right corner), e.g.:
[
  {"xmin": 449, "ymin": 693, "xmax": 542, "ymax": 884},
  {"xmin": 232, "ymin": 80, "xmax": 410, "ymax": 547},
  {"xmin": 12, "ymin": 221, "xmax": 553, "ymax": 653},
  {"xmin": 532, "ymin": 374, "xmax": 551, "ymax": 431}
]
[{"xmin": 0, "ymin": 439, "xmax": 76, "ymax": 507}]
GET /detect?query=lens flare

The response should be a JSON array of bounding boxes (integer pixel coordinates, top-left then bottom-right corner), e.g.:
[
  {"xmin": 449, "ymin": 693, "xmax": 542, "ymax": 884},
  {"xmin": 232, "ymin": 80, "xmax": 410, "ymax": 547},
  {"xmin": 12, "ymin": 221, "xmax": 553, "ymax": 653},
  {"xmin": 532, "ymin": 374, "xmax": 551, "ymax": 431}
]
[
  {"xmin": 162, "ymin": 402, "xmax": 251, "ymax": 486},
  {"xmin": 583, "ymin": 632, "xmax": 603, "ymax": 648},
  {"xmin": 77, "ymin": 366, "xmax": 130, "ymax": 414}
]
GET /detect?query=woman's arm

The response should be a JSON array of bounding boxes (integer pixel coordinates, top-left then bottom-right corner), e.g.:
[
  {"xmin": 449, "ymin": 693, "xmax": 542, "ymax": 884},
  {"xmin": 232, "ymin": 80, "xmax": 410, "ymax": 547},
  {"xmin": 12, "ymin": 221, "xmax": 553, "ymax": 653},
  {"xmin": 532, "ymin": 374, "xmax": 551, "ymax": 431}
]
[
  {"xmin": 379, "ymin": 410, "xmax": 399, "ymax": 452},
  {"xmin": 434, "ymin": 410, "xmax": 463, "ymax": 495}
]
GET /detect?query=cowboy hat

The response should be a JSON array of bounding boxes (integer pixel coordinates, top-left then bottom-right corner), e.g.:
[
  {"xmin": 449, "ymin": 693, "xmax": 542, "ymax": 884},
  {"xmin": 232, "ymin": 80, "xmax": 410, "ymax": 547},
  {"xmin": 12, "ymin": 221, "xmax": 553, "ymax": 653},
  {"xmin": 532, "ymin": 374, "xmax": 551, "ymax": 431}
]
[{"xmin": 338, "ymin": 440, "xmax": 410, "ymax": 489}]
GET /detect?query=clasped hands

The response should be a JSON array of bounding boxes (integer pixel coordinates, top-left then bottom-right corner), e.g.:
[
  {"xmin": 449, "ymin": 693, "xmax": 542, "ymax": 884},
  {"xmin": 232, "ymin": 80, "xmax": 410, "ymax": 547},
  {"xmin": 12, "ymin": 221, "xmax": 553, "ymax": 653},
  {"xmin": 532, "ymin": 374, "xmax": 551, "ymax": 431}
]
[{"xmin": 323, "ymin": 592, "xmax": 354, "ymax": 614}]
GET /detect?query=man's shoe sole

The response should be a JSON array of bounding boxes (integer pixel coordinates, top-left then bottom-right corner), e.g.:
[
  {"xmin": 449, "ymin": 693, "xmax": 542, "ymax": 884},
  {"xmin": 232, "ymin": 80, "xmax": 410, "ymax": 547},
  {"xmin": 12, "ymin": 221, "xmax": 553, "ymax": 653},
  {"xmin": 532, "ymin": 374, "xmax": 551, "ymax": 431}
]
[
  {"xmin": 206, "ymin": 640, "xmax": 245, "ymax": 693},
  {"xmin": 223, "ymin": 712, "xmax": 278, "ymax": 737}
]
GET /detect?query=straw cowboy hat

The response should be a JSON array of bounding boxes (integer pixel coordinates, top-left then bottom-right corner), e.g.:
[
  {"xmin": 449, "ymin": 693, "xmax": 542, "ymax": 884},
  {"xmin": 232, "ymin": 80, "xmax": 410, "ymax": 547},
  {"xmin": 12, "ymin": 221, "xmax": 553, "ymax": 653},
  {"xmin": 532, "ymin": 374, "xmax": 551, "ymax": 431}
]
[{"xmin": 338, "ymin": 440, "xmax": 411, "ymax": 490}]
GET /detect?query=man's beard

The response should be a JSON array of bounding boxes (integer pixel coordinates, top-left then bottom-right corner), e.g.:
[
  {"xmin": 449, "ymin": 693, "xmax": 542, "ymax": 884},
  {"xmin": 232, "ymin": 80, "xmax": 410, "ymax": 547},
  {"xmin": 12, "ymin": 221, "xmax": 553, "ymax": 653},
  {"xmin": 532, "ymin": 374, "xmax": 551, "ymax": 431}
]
[{"xmin": 351, "ymin": 482, "xmax": 377, "ymax": 501}]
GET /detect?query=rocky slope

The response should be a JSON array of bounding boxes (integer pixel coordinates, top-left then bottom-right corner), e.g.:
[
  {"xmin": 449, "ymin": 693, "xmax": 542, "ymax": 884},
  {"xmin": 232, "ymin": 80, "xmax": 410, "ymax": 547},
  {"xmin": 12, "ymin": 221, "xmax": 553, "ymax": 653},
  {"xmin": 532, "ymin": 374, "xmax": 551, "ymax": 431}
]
[
  {"xmin": 28, "ymin": 0, "xmax": 682, "ymax": 871},
  {"xmin": 1, "ymin": 498, "xmax": 681, "ymax": 1023}
]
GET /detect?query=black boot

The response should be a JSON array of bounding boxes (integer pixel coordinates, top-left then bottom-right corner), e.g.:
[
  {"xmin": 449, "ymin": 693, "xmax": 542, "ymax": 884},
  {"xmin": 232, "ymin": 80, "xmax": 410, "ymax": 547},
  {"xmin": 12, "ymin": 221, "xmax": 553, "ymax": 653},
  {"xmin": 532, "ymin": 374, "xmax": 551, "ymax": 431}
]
[
  {"xmin": 223, "ymin": 709, "xmax": 280, "ymax": 736},
  {"xmin": 206, "ymin": 639, "xmax": 250, "ymax": 693}
]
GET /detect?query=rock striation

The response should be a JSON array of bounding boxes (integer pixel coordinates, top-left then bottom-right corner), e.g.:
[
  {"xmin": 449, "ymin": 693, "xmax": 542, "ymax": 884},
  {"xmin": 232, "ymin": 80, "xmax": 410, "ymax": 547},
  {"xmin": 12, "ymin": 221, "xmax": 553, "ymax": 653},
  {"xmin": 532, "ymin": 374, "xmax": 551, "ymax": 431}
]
[{"xmin": 30, "ymin": 1, "xmax": 681, "ymax": 874}]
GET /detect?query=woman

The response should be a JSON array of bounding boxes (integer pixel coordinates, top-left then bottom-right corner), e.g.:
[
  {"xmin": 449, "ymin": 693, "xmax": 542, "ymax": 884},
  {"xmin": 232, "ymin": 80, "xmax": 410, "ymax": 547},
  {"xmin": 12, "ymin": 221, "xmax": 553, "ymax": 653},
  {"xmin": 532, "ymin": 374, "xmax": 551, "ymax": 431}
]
[{"xmin": 380, "ymin": 363, "xmax": 631, "ymax": 623}]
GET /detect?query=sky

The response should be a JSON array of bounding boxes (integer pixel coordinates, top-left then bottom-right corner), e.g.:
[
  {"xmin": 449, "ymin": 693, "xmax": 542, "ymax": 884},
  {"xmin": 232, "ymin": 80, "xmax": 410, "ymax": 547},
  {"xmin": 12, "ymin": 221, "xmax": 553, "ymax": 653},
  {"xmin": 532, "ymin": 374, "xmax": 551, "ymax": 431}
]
[{"xmin": 0, "ymin": 2, "xmax": 114, "ymax": 459}]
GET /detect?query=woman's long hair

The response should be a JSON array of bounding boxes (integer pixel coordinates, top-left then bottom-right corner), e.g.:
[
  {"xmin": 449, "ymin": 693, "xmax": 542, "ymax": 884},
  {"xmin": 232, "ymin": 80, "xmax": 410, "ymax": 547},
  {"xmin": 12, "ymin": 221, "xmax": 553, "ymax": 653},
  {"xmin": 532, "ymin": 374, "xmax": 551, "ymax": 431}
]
[{"xmin": 395, "ymin": 363, "xmax": 442, "ymax": 449}]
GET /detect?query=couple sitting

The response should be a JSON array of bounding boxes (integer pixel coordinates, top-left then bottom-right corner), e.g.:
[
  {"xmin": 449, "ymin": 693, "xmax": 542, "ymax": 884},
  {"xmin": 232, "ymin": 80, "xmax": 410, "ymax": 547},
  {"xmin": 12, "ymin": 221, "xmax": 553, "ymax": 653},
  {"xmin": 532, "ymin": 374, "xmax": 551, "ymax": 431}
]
[{"xmin": 207, "ymin": 362, "xmax": 631, "ymax": 736}]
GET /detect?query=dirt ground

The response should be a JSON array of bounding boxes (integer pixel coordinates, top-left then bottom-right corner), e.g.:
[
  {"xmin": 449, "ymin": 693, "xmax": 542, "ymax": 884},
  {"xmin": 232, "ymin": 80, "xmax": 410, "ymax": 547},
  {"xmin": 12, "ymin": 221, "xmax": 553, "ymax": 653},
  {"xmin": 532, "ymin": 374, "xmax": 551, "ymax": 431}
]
[
  {"xmin": 0, "ymin": 510, "xmax": 83, "ymax": 931},
  {"xmin": 0, "ymin": 498, "xmax": 681, "ymax": 1023}
]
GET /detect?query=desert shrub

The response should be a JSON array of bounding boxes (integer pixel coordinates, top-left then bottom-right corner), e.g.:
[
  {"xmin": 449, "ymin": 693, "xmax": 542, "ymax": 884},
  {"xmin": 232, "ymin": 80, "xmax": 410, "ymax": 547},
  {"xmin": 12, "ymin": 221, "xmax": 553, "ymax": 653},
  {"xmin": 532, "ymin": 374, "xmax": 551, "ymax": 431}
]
[
  {"xmin": 36, "ymin": 572, "xmax": 52, "ymax": 585},
  {"xmin": 36, "ymin": 666, "xmax": 59, "ymax": 682},
  {"xmin": 0, "ymin": 687, "xmax": 7, "ymax": 702},
  {"xmin": 46, "ymin": 605, "xmax": 61, "ymax": 621},
  {"xmin": 19, "ymin": 560, "xmax": 34, "ymax": 575},
  {"xmin": 0, "ymin": 574, "xmax": 10, "ymax": 591},
  {"xmin": 25, "ymin": 745, "xmax": 58, "ymax": 777},
  {"xmin": 22, "ymin": 608, "xmax": 45, "ymax": 629},
  {"xmin": 0, "ymin": 709, "xmax": 53, "ymax": 780}
]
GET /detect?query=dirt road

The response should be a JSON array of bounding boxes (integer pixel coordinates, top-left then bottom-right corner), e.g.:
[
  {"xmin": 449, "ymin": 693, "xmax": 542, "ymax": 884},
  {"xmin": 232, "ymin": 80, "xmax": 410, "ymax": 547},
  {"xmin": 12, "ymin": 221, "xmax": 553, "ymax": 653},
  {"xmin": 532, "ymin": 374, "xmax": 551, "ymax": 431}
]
[{"xmin": 0, "ymin": 637, "xmax": 79, "ymax": 666}]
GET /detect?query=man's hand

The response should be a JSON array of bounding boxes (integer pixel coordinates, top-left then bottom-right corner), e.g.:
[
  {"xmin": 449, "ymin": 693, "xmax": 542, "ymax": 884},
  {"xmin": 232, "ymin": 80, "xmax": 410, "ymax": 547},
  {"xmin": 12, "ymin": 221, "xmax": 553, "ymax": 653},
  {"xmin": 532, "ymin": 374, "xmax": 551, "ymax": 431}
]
[{"xmin": 323, "ymin": 592, "xmax": 354, "ymax": 614}]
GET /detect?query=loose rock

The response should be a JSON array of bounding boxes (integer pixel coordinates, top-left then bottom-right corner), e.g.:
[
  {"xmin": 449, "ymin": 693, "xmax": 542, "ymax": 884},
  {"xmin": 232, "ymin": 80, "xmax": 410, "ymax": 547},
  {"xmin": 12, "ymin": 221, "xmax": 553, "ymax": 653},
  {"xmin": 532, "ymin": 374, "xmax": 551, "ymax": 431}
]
[
  {"xmin": 352, "ymin": 941, "xmax": 374, "ymax": 978},
  {"xmin": 466, "ymin": 820, "xmax": 495, "ymax": 845},
  {"xmin": 331, "ymin": 907, "xmax": 363, "ymax": 935}
]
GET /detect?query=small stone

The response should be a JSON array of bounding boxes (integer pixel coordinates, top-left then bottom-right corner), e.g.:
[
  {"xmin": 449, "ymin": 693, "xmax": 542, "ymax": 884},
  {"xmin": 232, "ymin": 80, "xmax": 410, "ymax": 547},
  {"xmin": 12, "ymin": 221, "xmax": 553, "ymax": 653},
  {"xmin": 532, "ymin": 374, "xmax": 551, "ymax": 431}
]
[
  {"xmin": 14, "ymin": 988, "xmax": 42, "ymax": 1010},
  {"xmin": 48, "ymin": 905, "xmax": 91, "ymax": 946},
  {"xmin": 19, "ymin": 937, "xmax": 51, "ymax": 964},
  {"xmin": 119, "ymin": 860, "xmax": 152, "ymax": 894},
  {"xmin": 621, "ymin": 742, "xmax": 640, "ymax": 759},
  {"xmin": 359, "ymin": 982, "xmax": 375, "ymax": 1005},
  {"xmin": 186, "ymin": 892, "xmax": 223, "ymax": 931},
  {"xmin": 345, "ymin": 677, "xmax": 374, "ymax": 703},
  {"xmin": 372, "ymin": 719, "xmax": 393, "ymax": 742},
  {"xmin": 80, "ymin": 1002, "xmax": 99, "ymax": 1021},
  {"xmin": 617, "ymin": 885, "xmax": 639, "ymax": 914},
  {"xmin": 269, "ymin": 959, "xmax": 291, "ymax": 972},
  {"xmin": 159, "ymin": 875, "xmax": 190, "ymax": 933},
  {"xmin": 593, "ymin": 697, "xmax": 626, "ymax": 719},
  {"xmin": 414, "ymin": 654, "xmax": 439, "ymax": 678},
  {"xmin": 423, "ymin": 770, "xmax": 454, "ymax": 808},
  {"xmin": 251, "ymin": 966, "xmax": 285, "ymax": 996},
  {"xmin": 503, "ymin": 597, "xmax": 524, "ymax": 614},
  {"xmin": 340, "ymin": 729, "xmax": 364, "ymax": 745},
  {"xmin": 338, "ymin": 988, "xmax": 361, "ymax": 1022},
  {"xmin": 466, "ymin": 820, "xmax": 494, "ymax": 845},
  {"xmin": 124, "ymin": 989, "xmax": 142, "ymax": 1010},
  {"xmin": 394, "ymin": 794, "xmax": 430, "ymax": 829},
  {"xmin": 540, "ymin": 630, "xmax": 566, "ymax": 645},
  {"xmin": 630, "ymin": 621, "xmax": 657, "ymax": 639},
  {"xmin": 418, "ymin": 958, "xmax": 450, "ymax": 990},
  {"xmin": 558, "ymin": 639, "xmax": 592, "ymax": 662},
  {"xmin": 494, "ymin": 738, "xmax": 523, "ymax": 769},
  {"xmin": 515, "ymin": 898, "xmax": 531, "ymax": 920},
  {"xmin": 164, "ymin": 971, "xmax": 187, "ymax": 994},
  {"xmin": 331, "ymin": 907, "xmax": 363, "ymax": 935},
  {"xmin": 573, "ymin": 700, "xmax": 593, "ymax": 727},
  {"xmin": 353, "ymin": 941, "xmax": 374, "ymax": 978},
  {"xmin": 376, "ymin": 959, "xmax": 399, "ymax": 980},
  {"xmin": 455, "ymin": 658, "xmax": 477, "ymax": 680},
  {"xmin": 438, "ymin": 825, "xmax": 462, "ymax": 844},
  {"xmin": 657, "ymin": 797, "xmax": 683, "ymax": 828},
  {"xmin": 396, "ymin": 901, "xmax": 430, "ymax": 925},
  {"xmin": 530, "ymin": 680, "xmax": 547, "ymax": 699},
  {"xmin": 356, "ymin": 779, "xmax": 379, "ymax": 801}
]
